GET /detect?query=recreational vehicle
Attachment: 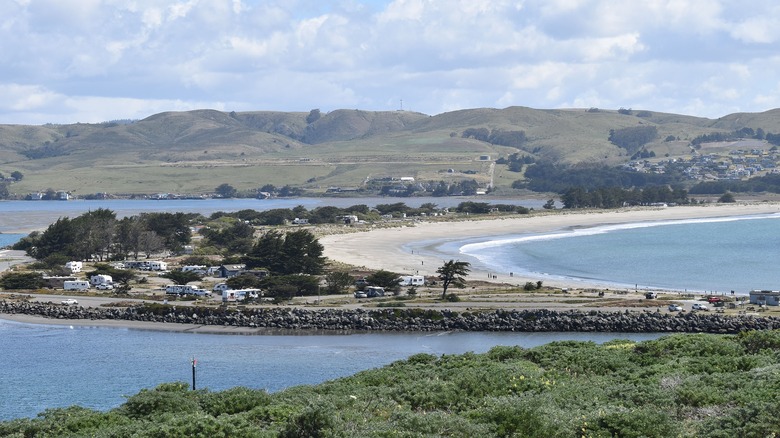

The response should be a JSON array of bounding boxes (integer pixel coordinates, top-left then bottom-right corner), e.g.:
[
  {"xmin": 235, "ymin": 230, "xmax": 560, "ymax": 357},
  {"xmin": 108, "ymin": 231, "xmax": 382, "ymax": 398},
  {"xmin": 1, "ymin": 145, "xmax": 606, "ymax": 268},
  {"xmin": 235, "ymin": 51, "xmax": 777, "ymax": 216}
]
[{"xmin": 63, "ymin": 281, "xmax": 90, "ymax": 291}]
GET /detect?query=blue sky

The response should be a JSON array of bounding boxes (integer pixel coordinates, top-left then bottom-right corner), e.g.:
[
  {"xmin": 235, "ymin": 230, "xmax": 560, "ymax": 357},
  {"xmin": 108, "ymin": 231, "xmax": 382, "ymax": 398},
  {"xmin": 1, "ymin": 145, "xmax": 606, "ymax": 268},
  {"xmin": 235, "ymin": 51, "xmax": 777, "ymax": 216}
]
[{"xmin": 2, "ymin": 0, "xmax": 779, "ymax": 124}]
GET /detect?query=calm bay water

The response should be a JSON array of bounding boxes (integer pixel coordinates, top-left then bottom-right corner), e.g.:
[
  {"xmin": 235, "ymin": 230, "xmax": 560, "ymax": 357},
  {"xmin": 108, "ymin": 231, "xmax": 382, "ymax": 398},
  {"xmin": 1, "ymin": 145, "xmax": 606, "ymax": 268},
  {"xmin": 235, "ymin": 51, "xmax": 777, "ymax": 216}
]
[
  {"xmin": 0, "ymin": 197, "xmax": 544, "ymax": 233},
  {"xmin": 459, "ymin": 214, "xmax": 780, "ymax": 293},
  {"xmin": 0, "ymin": 318, "xmax": 661, "ymax": 420}
]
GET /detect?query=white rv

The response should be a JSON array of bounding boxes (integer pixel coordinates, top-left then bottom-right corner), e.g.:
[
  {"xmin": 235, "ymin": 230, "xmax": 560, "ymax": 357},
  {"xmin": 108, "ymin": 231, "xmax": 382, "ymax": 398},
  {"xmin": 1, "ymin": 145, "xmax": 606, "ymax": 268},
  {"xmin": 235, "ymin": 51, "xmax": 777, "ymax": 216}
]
[
  {"xmin": 400, "ymin": 275, "xmax": 425, "ymax": 286},
  {"xmin": 90, "ymin": 274, "xmax": 113, "ymax": 286},
  {"xmin": 148, "ymin": 261, "xmax": 168, "ymax": 271},
  {"xmin": 65, "ymin": 261, "xmax": 82, "ymax": 273},
  {"xmin": 166, "ymin": 284, "xmax": 210, "ymax": 297},
  {"xmin": 222, "ymin": 290, "xmax": 237, "ymax": 303},
  {"xmin": 64, "ymin": 281, "xmax": 90, "ymax": 291}
]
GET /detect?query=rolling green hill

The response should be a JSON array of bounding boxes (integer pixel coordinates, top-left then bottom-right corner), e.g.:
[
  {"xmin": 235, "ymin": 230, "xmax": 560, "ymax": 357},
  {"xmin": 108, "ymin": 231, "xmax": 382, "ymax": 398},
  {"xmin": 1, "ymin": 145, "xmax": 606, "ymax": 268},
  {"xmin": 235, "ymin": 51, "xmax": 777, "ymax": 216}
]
[{"xmin": 1, "ymin": 106, "xmax": 778, "ymax": 196}]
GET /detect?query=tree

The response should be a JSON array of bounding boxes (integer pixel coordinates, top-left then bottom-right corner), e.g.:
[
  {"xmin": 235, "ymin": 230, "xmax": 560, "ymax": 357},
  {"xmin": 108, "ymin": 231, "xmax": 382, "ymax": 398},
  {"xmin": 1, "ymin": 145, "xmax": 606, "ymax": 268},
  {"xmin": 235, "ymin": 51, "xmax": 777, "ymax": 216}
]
[
  {"xmin": 243, "ymin": 230, "xmax": 325, "ymax": 275},
  {"xmin": 365, "ymin": 270, "xmax": 402, "ymax": 291},
  {"xmin": 281, "ymin": 230, "xmax": 325, "ymax": 275},
  {"xmin": 718, "ymin": 192, "xmax": 736, "ymax": 203},
  {"xmin": 162, "ymin": 270, "xmax": 202, "ymax": 285},
  {"xmin": 140, "ymin": 212, "xmax": 193, "ymax": 251},
  {"xmin": 201, "ymin": 219, "xmax": 255, "ymax": 254},
  {"xmin": 243, "ymin": 231, "xmax": 285, "ymax": 272},
  {"xmin": 215, "ymin": 183, "xmax": 237, "ymax": 198},
  {"xmin": 324, "ymin": 271, "xmax": 354, "ymax": 294},
  {"xmin": 27, "ymin": 217, "xmax": 76, "ymax": 259},
  {"xmin": 89, "ymin": 264, "xmax": 135, "ymax": 286},
  {"xmin": 0, "ymin": 272, "xmax": 45, "ymax": 289},
  {"xmin": 10, "ymin": 171, "xmax": 23, "ymax": 181},
  {"xmin": 306, "ymin": 109, "xmax": 321, "ymax": 124},
  {"xmin": 436, "ymin": 260, "xmax": 471, "ymax": 298}
]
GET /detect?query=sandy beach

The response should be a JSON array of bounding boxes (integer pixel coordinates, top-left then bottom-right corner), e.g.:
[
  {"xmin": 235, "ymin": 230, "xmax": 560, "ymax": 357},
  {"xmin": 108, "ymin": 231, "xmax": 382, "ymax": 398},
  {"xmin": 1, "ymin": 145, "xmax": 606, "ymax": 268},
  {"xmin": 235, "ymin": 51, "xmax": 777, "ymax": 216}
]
[{"xmin": 320, "ymin": 203, "xmax": 780, "ymax": 290}]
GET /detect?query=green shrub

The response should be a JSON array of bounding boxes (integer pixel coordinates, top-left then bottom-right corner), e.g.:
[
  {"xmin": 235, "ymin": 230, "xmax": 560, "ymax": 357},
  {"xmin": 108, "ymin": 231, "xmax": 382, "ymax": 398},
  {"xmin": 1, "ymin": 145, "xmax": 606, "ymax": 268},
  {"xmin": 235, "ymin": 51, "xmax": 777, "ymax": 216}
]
[
  {"xmin": 279, "ymin": 405, "xmax": 334, "ymax": 438},
  {"xmin": 120, "ymin": 382, "xmax": 200, "ymax": 419},
  {"xmin": 198, "ymin": 387, "xmax": 271, "ymax": 416}
]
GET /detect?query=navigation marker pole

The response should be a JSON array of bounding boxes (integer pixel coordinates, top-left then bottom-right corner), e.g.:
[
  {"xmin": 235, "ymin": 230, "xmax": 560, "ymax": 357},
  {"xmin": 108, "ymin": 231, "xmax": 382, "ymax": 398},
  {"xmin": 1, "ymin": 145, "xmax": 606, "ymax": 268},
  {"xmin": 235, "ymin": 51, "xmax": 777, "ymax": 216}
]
[{"xmin": 191, "ymin": 357, "xmax": 197, "ymax": 390}]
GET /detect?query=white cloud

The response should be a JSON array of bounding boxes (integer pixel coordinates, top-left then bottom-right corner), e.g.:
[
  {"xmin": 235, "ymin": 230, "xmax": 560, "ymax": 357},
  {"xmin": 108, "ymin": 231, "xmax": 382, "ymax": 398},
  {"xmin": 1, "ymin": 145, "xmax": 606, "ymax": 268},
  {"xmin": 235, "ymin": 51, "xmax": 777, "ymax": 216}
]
[{"xmin": 1, "ymin": 0, "xmax": 779, "ymax": 124}]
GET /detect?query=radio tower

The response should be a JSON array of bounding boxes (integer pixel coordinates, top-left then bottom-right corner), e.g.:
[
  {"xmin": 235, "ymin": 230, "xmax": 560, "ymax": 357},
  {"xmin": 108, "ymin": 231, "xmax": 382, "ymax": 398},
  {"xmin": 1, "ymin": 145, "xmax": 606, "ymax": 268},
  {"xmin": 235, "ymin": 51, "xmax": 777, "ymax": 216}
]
[{"xmin": 400, "ymin": 99, "xmax": 403, "ymax": 111}]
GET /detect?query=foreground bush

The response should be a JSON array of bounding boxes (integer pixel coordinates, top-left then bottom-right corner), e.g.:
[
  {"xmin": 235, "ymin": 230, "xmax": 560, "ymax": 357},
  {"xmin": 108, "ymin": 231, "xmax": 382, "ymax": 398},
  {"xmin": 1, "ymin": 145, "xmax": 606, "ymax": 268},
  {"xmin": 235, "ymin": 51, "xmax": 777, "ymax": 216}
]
[{"xmin": 6, "ymin": 332, "xmax": 780, "ymax": 436}]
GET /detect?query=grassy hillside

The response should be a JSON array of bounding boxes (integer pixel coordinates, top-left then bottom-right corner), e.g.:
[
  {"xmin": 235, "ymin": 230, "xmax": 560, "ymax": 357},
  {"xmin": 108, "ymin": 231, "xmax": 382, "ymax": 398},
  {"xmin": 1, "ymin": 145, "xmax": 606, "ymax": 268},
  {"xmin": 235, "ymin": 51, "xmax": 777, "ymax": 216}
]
[
  {"xmin": 0, "ymin": 106, "xmax": 778, "ymax": 196},
  {"xmin": 4, "ymin": 332, "xmax": 780, "ymax": 437}
]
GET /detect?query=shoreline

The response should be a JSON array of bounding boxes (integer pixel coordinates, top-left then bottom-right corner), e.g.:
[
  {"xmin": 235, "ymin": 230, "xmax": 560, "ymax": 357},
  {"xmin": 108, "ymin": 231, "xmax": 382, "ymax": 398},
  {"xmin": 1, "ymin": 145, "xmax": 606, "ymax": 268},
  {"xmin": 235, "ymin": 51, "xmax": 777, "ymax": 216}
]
[{"xmin": 320, "ymin": 203, "xmax": 780, "ymax": 291}]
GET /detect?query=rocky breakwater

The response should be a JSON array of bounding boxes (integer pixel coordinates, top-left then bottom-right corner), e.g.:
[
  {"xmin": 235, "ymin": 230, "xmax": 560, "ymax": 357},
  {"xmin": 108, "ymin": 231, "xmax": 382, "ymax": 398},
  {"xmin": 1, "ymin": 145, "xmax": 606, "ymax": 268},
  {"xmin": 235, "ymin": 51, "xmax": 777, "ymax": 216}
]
[{"xmin": 1, "ymin": 301, "xmax": 778, "ymax": 334}]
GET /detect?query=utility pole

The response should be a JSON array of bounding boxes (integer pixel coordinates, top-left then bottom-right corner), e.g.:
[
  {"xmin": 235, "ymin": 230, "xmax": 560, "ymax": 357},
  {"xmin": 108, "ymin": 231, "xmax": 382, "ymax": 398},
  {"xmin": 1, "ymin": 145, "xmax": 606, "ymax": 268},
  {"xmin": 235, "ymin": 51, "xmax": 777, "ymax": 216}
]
[{"xmin": 191, "ymin": 357, "xmax": 197, "ymax": 390}]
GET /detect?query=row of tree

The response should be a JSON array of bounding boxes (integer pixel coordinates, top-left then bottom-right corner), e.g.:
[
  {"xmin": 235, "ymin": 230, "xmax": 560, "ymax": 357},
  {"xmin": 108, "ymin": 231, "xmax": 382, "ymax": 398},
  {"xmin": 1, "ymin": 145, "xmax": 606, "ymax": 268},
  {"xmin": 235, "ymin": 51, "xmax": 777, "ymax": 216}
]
[
  {"xmin": 13, "ymin": 209, "xmax": 195, "ymax": 262},
  {"xmin": 560, "ymin": 186, "xmax": 689, "ymax": 209},
  {"xmin": 515, "ymin": 162, "xmax": 679, "ymax": 193},
  {"xmin": 689, "ymin": 173, "xmax": 780, "ymax": 194}
]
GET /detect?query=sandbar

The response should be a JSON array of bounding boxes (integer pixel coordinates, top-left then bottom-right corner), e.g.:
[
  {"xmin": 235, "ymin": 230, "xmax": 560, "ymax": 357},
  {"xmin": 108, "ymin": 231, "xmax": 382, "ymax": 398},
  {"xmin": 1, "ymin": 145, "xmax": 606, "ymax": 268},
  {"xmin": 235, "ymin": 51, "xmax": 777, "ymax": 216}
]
[{"xmin": 320, "ymin": 203, "xmax": 780, "ymax": 290}]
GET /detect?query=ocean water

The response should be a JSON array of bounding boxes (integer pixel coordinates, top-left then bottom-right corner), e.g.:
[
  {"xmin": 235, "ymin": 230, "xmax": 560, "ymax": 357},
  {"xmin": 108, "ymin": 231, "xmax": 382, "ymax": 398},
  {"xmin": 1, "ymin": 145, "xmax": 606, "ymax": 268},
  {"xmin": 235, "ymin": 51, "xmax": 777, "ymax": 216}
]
[
  {"xmin": 0, "ymin": 197, "xmax": 544, "ymax": 233},
  {"xmin": 0, "ymin": 234, "xmax": 24, "ymax": 248},
  {"xmin": 459, "ymin": 214, "xmax": 780, "ymax": 293},
  {"xmin": 0, "ymin": 318, "xmax": 660, "ymax": 420}
]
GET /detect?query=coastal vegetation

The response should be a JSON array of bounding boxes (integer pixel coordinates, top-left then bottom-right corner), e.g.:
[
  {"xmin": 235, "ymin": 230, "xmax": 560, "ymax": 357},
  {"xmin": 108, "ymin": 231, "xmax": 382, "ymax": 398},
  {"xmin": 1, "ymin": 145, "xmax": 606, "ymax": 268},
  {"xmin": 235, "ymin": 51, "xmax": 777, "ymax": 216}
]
[{"xmin": 4, "ymin": 331, "xmax": 780, "ymax": 436}]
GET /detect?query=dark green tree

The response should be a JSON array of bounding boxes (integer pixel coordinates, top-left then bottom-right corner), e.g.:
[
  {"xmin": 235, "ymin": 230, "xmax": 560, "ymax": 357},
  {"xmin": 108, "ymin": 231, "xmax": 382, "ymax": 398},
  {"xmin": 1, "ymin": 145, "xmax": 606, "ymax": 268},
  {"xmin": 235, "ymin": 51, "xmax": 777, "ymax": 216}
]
[
  {"xmin": 718, "ymin": 192, "xmax": 736, "ymax": 203},
  {"xmin": 89, "ymin": 264, "xmax": 135, "ymax": 286},
  {"xmin": 325, "ymin": 271, "xmax": 354, "ymax": 294},
  {"xmin": 162, "ymin": 270, "xmax": 202, "ymax": 285},
  {"xmin": 10, "ymin": 170, "xmax": 23, "ymax": 180},
  {"xmin": 226, "ymin": 274, "xmax": 264, "ymax": 290},
  {"xmin": 139, "ymin": 212, "xmax": 193, "ymax": 251},
  {"xmin": 365, "ymin": 270, "xmax": 402, "ymax": 291},
  {"xmin": 215, "ymin": 183, "xmax": 237, "ymax": 198},
  {"xmin": 201, "ymin": 220, "xmax": 255, "ymax": 254},
  {"xmin": 243, "ymin": 231, "xmax": 285, "ymax": 272},
  {"xmin": 27, "ymin": 217, "xmax": 75, "ymax": 260},
  {"xmin": 281, "ymin": 230, "xmax": 325, "ymax": 275},
  {"xmin": 0, "ymin": 272, "xmax": 45, "ymax": 289},
  {"xmin": 306, "ymin": 109, "xmax": 321, "ymax": 124},
  {"xmin": 436, "ymin": 260, "xmax": 471, "ymax": 298},
  {"xmin": 243, "ymin": 230, "xmax": 324, "ymax": 275}
]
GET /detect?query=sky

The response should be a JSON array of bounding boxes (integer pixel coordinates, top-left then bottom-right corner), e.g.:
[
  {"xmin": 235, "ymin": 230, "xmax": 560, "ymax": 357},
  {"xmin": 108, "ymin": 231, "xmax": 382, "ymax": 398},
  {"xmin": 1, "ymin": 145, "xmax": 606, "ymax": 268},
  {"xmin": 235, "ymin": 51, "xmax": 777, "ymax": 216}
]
[{"xmin": 2, "ymin": 0, "xmax": 780, "ymax": 125}]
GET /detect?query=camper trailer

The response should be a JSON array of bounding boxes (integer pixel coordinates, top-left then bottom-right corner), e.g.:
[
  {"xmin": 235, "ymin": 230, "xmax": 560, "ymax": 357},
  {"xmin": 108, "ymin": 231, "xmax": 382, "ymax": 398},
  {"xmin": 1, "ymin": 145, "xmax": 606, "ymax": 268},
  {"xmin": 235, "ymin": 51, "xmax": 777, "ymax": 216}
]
[
  {"xmin": 63, "ymin": 281, "xmax": 90, "ymax": 291},
  {"xmin": 400, "ymin": 275, "xmax": 425, "ymax": 286},
  {"xmin": 90, "ymin": 274, "xmax": 113, "ymax": 286},
  {"xmin": 65, "ymin": 261, "xmax": 82, "ymax": 273}
]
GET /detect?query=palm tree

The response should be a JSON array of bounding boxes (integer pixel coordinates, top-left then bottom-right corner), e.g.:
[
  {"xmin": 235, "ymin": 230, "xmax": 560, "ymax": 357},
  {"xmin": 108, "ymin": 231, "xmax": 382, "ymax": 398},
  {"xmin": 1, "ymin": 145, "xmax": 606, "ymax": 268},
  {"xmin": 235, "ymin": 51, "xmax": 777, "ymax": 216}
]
[{"xmin": 436, "ymin": 260, "xmax": 471, "ymax": 298}]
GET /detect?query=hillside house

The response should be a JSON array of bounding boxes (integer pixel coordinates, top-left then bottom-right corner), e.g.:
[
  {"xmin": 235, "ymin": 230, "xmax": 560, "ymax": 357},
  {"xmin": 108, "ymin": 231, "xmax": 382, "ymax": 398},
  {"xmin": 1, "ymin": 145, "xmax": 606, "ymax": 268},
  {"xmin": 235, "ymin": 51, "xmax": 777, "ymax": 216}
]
[{"xmin": 218, "ymin": 264, "xmax": 247, "ymax": 278}]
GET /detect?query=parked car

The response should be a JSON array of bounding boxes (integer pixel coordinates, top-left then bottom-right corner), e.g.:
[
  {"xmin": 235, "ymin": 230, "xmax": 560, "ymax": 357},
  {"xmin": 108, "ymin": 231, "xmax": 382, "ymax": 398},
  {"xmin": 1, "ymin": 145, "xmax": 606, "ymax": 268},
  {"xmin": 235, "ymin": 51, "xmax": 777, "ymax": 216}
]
[
  {"xmin": 96, "ymin": 283, "xmax": 114, "ymax": 290},
  {"xmin": 354, "ymin": 291, "xmax": 368, "ymax": 299},
  {"xmin": 61, "ymin": 299, "xmax": 79, "ymax": 305},
  {"xmin": 692, "ymin": 303, "xmax": 709, "ymax": 311},
  {"xmin": 668, "ymin": 304, "xmax": 683, "ymax": 312}
]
